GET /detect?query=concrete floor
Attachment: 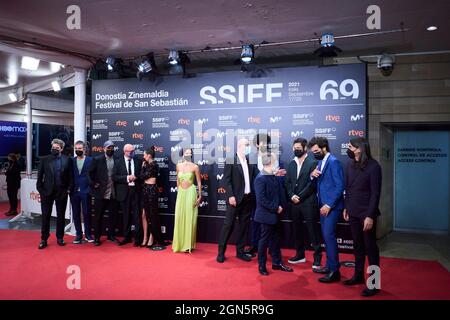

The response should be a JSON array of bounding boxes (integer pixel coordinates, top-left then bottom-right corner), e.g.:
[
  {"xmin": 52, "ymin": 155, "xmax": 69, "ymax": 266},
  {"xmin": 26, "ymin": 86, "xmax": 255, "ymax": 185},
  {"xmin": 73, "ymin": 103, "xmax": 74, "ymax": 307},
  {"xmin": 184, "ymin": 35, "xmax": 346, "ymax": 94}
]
[{"xmin": 379, "ymin": 231, "xmax": 450, "ymax": 271}]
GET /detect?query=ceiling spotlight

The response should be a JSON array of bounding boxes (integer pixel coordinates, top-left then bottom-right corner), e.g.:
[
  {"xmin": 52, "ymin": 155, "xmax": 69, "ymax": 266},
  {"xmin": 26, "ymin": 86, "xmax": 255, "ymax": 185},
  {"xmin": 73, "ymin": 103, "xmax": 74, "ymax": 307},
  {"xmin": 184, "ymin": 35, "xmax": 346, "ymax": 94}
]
[
  {"xmin": 168, "ymin": 50, "xmax": 179, "ymax": 65},
  {"xmin": 8, "ymin": 93, "xmax": 18, "ymax": 102},
  {"xmin": 51, "ymin": 80, "xmax": 61, "ymax": 92},
  {"xmin": 138, "ymin": 53, "xmax": 155, "ymax": 74},
  {"xmin": 21, "ymin": 56, "xmax": 40, "ymax": 71},
  {"xmin": 313, "ymin": 33, "xmax": 342, "ymax": 57},
  {"xmin": 106, "ymin": 56, "xmax": 116, "ymax": 71},
  {"xmin": 50, "ymin": 62, "xmax": 62, "ymax": 72},
  {"xmin": 241, "ymin": 44, "xmax": 254, "ymax": 64},
  {"xmin": 426, "ymin": 26, "xmax": 438, "ymax": 31}
]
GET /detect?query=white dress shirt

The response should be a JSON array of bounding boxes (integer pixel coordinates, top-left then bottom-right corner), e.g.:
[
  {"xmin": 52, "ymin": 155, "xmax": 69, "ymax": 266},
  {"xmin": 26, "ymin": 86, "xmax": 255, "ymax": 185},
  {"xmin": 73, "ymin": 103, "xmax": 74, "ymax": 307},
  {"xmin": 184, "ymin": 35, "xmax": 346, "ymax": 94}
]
[
  {"xmin": 124, "ymin": 156, "xmax": 135, "ymax": 186},
  {"xmin": 238, "ymin": 154, "xmax": 251, "ymax": 194},
  {"xmin": 320, "ymin": 152, "xmax": 331, "ymax": 172}
]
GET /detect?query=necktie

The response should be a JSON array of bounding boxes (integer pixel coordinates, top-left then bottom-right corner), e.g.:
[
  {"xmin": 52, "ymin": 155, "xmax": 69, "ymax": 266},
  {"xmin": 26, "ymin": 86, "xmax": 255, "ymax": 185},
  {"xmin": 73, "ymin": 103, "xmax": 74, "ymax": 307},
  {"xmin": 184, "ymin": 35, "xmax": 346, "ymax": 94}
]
[{"xmin": 127, "ymin": 159, "xmax": 132, "ymax": 175}]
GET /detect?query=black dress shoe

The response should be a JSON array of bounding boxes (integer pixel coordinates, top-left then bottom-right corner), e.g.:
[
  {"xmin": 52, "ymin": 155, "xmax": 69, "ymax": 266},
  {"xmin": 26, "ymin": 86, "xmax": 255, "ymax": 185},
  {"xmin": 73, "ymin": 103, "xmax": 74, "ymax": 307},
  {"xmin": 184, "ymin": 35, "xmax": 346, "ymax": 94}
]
[
  {"xmin": 57, "ymin": 239, "xmax": 66, "ymax": 246},
  {"xmin": 319, "ymin": 271, "xmax": 341, "ymax": 283},
  {"xmin": 94, "ymin": 239, "xmax": 101, "ymax": 246},
  {"xmin": 236, "ymin": 253, "xmax": 252, "ymax": 262},
  {"xmin": 107, "ymin": 237, "xmax": 119, "ymax": 243},
  {"xmin": 272, "ymin": 264, "xmax": 294, "ymax": 272},
  {"xmin": 216, "ymin": 254, "xmax": 225, "ymax": 263},
  {"xmin": 313, "ymin": 267, "xmax": 330, "ymax": 274},
  {"xmin": 361, "ymin": 288, "xmax": 380, "ymax": 297},
  {"xmin": 118, "ymin": 238, "xmax": 131, "ymax": 246},
  {"xmin": 259, "ymin": 265, "xmax": 269, "ymax": 276},
  {"xmin": 343, "ymin": 275, "xmax": 365, "ymax": 286},
  {"xmin": 38, "ymin": 241, "xmax": 47, "ymax": 250}
]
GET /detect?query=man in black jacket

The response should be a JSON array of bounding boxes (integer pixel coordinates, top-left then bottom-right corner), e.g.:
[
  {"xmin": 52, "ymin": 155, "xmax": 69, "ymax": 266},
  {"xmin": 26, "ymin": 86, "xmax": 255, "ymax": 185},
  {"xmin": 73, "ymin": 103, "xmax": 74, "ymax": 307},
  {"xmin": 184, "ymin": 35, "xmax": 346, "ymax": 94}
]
[
  {"xmin": 285, "ymin": 138, "xmax": 322, "ymax": 269},
  {"xmin": 89, "ymin": 140, "xmax": 119, "ymax": 246},
  {"xmin": 113, "ymin": 143, "xmax": 142, "ymax": 246},
  {"xmin": 36, "ymin": 139, "xmax": 72, "ymax": 249},
  {"xmin": 4, "ymin": 153, "xmax": 21, "ymax": 216},
  {"xmin": 217, "ymin": 138, "xmax": 258, "ymax": 263}
]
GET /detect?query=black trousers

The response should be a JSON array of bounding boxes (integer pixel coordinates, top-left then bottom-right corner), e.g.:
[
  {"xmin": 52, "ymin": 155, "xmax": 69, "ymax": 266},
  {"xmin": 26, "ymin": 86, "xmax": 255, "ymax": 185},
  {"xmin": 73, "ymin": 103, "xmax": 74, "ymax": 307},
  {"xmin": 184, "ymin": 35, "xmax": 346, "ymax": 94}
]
[
  {"xmin": 258, "ymin": 222, "xmax": 282, "ymax": 267},
  {"xmin": 7, "ymin": 185, "xmax": 19, "ymax": 212},
  {"xmin": 40, "ymin": 189, "xmax": 68, "ymax": 241},
  {"xmin": 93, "ymin": 197, "xmax": 118, "ymax": 239},
  {"xmin": 349, "ymin": 215, "xmax": 380, "ymax": 277},
  {"xmin": 218, "ymin": 194, "xmax": 253, "ymax": 255},
  {"xmin": 142, "ymin": 184, "xmax": 164, "ymax": 244},
  {"xmin": 119, "ymin": 187, "xmax": 141, "ymax": 241},
  {"xmin": 291, "ymin": 201, "xmax": 322, "ymax": 259}
]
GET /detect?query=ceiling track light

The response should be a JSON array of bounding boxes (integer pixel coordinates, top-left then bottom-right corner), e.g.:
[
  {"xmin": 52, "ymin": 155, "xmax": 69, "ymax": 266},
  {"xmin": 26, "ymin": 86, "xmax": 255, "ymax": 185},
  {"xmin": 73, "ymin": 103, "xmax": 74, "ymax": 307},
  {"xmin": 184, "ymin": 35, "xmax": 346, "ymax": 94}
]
[
  {"xmin": 8, "ymin": 92, "xmax": 18, "ymax": 102},
  {"xmin": 51, "ymin": 79, "xmax": 62, "ymax": 92},
  {"xmin": 106, "ymin": 56, "xmax": 116, "ymax": 71},
  {"xmin": 21, "ymin": 56, "xmax": 40, "ymax": 71},
  {"xmin": 426, "ymin": 25, "xmax": 438, "ymax": 31},
  {"xmin": 240, "ymin": 44, "xmax": 254, "ymax": 64},
  {"xmin": 138, "ymin": 53, "xmax": 156, "ymax": 74}
]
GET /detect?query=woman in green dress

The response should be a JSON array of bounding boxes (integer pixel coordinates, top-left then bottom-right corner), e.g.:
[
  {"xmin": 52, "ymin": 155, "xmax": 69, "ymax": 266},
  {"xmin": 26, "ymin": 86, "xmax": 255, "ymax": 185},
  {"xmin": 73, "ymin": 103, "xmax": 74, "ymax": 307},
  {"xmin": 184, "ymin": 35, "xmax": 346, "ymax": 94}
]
[{"xmin": 172, "ymin": 148, "xmax": 202, "ymax": 253}]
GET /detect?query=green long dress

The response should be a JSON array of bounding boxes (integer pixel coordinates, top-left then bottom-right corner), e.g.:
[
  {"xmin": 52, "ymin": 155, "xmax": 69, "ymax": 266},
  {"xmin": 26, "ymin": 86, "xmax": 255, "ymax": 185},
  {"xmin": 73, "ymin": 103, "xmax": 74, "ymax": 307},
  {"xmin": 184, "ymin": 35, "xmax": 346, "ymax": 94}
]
[{"xmin": 172, "ymin": 171, "xmax": 198, "ymax": 253}]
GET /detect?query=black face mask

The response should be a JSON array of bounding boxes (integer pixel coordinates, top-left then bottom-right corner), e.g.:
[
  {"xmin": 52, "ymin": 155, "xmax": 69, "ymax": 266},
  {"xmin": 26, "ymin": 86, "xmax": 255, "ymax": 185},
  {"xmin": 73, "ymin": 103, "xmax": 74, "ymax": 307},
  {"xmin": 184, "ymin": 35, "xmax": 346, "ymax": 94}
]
[
  {"xmin": 259, "ymin": 146, "xmax": 268, "ymax": 153},
  {"xmin": 184, "ymin": 155, "xmax": 192, "ymax": 162},
  {"xmin": 294, "ymin": 149, "xmax": 305, "ymax": 158},
  {"xmin": 313, "ymin": 151, "xmax": 324, "ymax": 161},
  {"xmin": 51, "ymin": 149, "xmax": 60, "ymax": 157},
  {"xmin": 346, "ymin": 149, "xmax": 355, "ymax": 159},
  {"xmin": 75, "ymin": 150, "xmax": 84, "ymax": 157},
  {"xmin": 105, "ymin": 149, "xmax": 114, "ymax": 157}
]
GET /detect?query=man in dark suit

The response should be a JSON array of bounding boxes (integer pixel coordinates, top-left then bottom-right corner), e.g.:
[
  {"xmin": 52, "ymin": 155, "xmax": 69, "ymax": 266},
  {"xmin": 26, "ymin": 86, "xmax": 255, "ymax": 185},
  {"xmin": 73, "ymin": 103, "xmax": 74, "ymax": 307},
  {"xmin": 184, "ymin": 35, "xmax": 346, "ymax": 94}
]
[
  {"xmin": 36, "ymin": 139, "xmax": 72, "ymax": 249},
  {"xmin": 4, "ymin": 153, "xmax": 21, "ymax": 216},
  {"xmin": 113, "ymin": 143, "xmax": 142, "ymax": 246},
  {"xmin": 285, "ymin": 138, "xmax": 322, "ymax": 269},
  {"xmin": 217, "ymin": 138, "xmax": 258, "ymax": 263},
  {"xmin": 89, "ymin": 140, "xmax": 119, "ymax": 246},
  {"xmin": 254, "ymin": 152, "xmax": 292, "ymax": 275},
  {"xmin": 309, "ymin": 136, "xmax": 345, "ymax": 283},
  {"xmin": 70, "ymin": 140, "xmax": 93, "ymax": 244}
]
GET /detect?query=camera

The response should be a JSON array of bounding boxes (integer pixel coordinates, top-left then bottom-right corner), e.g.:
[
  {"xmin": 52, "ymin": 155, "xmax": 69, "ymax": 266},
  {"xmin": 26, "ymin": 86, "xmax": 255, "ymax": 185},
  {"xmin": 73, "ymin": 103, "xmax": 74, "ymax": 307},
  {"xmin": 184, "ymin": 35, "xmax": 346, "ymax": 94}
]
[{"xmin": 377, "ymin": 54, "xmax": 395, "ymax": 76}]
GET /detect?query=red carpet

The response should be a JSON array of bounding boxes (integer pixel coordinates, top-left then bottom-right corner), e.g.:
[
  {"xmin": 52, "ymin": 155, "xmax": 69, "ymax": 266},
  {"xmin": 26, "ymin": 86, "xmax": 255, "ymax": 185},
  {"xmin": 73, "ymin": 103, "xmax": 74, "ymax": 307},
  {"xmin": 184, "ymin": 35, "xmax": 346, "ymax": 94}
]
[{"xmin": 0, "ymin": 229, "xmax": 449, "ymax": 300}]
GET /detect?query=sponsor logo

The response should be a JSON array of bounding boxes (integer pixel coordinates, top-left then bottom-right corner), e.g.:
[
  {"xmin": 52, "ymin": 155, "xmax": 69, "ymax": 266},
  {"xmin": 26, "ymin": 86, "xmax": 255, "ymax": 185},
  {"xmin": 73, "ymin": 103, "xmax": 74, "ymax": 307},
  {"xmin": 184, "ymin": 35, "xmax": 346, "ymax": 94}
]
[
  {"xmin": 195, "ymin": 118, "xmax": 209, "ymax": 124},
  {"xmin": 92, "ymin": 146, "xmax": 103, "ymax": 152},
  {"xmin": 291, "ymin": 130, "xmax": 304, "ymax": 137},
  {"xmin": 197, "ymin": 159, "xmax": 209, "ymax": 165},
  {"xmin": 350, "ymin": 114, "xmax": 365, "ymax": 122},
  {"xmin": 217, "ymin": 145, "xmax": 231, "ymax": 152},
  {"xmin": 217, "ymin": 187, "xmax": 226, "ymax": 194},
  {"xmin": 198, "ymin": 201, "xmax": 208, "ymax": 208},
  {"xmin": 248, "ymin": 116, "xmax": 261, "ymax": 124},
  {"xmin": 315, "ymin": 127, "xmax": 337, "ymax": 134},
  {"xmin": 134, "ymin": 120, "xmax": 144, "ymax": 126},
  {"xmin": 199, "ymin": 83, "xmax": 283, "ymax": 105},
  {"xmin": 196, "ymin": 131, "xmax": 209, "ymax": 138},
  {"xmin": 0, "ymin": 125, "xmax": 26, "ymax": 132},
  {"xmin": 92, "ymin": 134, "xmax": 101, "ymax": 140},
  {"xmin": 270, "ymin": 116, "xmax": 282, "ymax": 123},
  {"xmin": 115, "ymin": 120, "xmax": 127, "ymax": 127},
  {"xmin": 153, "ymin": 146, "xmax": 164, "ymax": 153},
  {"xmin": 170, "ymin": 187, "xmax": 178, "ymax": 193},
  {"xmin": 216, "ymin": 174, "xmax": 224, "ymax": 180},
  {"xmin": 349, "ymin": 130, "xmax": 365, "ymax": 137},
  {"xmin": 131, "ymin": 133, "xmax": 144, "ymax": 140},
  {"xmin": 150, "ymin": 133, "xmax": 161, "ymax": 139},
  {"xmin": 200, "ymin": 173, "xmax": 209, "ymax": 180},
  {"xmin": 325, "ymin": 115, "xmax": 341, "ymax": 122},
  {"xmin": 178, "ymin": 118, "xmax": 190, "ymax": 125},
  {"xmin": 171, "ymin": 145, "xmax": 182, "ymax": 152}
]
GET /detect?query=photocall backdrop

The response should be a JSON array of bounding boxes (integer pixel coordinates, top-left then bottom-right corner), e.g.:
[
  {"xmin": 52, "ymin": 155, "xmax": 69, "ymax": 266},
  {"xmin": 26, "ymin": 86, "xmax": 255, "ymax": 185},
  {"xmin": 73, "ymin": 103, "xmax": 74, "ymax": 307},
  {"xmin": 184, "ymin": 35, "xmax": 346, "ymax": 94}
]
[{"xmin": 90, "ymin": 64, "xmax": 367, "ymax": 252}]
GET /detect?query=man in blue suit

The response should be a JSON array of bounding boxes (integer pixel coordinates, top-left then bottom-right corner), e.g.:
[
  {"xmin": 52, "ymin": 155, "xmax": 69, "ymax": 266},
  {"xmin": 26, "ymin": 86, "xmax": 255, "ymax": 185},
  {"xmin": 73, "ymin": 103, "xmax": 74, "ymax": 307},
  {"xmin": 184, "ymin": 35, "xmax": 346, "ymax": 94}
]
[
  {"xmin": 308, "ymin": 137, "xmax": 345, "ymax": 283},
  {"xmin": 70, "ymin": 140, "xmax": 93, "ymax": 244}
]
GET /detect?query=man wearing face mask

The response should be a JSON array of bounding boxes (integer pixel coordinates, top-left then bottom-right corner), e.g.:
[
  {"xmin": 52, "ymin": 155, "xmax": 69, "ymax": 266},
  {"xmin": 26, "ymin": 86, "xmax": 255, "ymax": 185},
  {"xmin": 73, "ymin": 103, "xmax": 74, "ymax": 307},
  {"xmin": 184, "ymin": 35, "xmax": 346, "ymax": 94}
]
[
  {"xmin": 308, "ymin": 136, "xmax": 345, "ymax": 283},
  {"xmin": 113, "ymin": 143, "xmax": 142, "ymax": 246},
  {"xmin": 285, "ymin": 138, "xmax": 322, "ymax": 269},
  {"xmin": 89, "ymin": 140, "xmax": 119, "ymax": 246},
  {"xmin": 217, "ymin": 138, "xmax": 258, "ymax": 263},
  {"xmin": 69, "ymin": 141, "xmax": 93, "ymax": 244},
  {"xmin": 36, "ymin": 139, "xmax": 72, "ymax": 249}
]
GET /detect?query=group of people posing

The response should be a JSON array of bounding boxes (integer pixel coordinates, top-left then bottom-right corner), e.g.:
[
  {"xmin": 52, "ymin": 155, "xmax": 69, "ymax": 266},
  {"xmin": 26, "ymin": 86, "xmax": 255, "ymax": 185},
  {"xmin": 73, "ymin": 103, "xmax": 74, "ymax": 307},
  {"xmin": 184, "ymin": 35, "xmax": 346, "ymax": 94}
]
[{"xmin": 35, "ymin": 133, "xmax": 382, "ymax": 297}]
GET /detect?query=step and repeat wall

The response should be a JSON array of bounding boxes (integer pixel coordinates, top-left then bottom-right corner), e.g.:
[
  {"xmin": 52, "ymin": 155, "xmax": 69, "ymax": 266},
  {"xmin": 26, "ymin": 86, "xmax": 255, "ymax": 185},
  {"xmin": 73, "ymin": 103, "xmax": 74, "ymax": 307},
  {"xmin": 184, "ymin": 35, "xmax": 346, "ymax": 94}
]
[{"xmin": 91, "ymin": 64, "xmax": 366, "ymax": 251}]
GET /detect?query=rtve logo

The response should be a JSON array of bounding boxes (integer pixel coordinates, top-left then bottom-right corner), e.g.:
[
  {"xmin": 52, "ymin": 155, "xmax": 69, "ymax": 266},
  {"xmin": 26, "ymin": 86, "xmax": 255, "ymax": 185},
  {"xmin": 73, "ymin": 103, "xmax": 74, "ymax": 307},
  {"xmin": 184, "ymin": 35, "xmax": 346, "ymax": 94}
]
[
  {"xmin": 178, "ymin": 118, "xmax": 190, "ymax": 125},
  {"xmin": 200, "ymin": 173, "xmax": 209, "ymax": 180},
  {"xmin": 199, "ymin": 83, "xmax": 283, "ymax": 105},
  {"xmin": 115, "ymin": 120, "xmax": 127, "ymax": 127},
  {"xmin": 325, "ymin": 115, "xmax": 341, "ymax": 122},
  {"xmin": 92, "ymin": 146, "xmax": 103, "ymax": 152},
  {"xmin": 217, "ymin": 187, "xmax": 226, "ymax": 194},
  {"xmin": 248, "ymin": 116, "xmax": 261, "ymax": 124},
  {"xmin": 132, "ymin": 133, "xmax": 144, "ymax": 140},
  {"xmin": 196, "ymin": 132, "xmax": 209, "ymax": 138},
  {"xmin": 349, "ymin": 130, "xmax": 365, "ymax": 137},
  {"xmin": 217, "ymin": 145, "xmax": 231, "ymax": 152}
]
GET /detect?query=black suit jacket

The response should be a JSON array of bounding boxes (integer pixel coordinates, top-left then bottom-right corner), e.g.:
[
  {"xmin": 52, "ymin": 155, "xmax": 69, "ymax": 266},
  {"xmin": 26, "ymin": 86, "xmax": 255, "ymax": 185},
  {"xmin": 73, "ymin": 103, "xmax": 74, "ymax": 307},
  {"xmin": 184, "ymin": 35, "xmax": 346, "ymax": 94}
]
[
  {"xmin": 88, "ymin": 154, "xmax": 115, "ymax": 200},
  {"xmin": 285, "ymin": 154, "xmax": 318, "ymax": 205},
  {"xmin": 6, "ymin": 161, "xmax": 21, "ymax": 188},
  {"xmin": 36, "ymin": 154, "xmax": 72, "ymax": 197},
  {"xmin": 223, "ymin": 154, "xmax": 258, "ymax": 206},
  {"xmin": 344, "ymin": 159, "xmax": 382, "ymax": 219},
  {"xmin": 112, "ymin": 156, "xmax": 142, "ymax": 202}
]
